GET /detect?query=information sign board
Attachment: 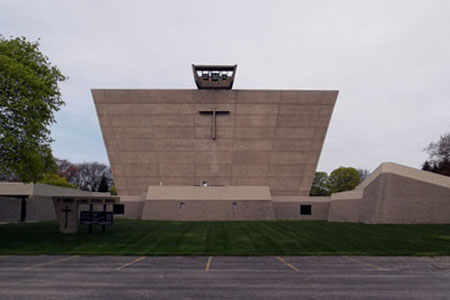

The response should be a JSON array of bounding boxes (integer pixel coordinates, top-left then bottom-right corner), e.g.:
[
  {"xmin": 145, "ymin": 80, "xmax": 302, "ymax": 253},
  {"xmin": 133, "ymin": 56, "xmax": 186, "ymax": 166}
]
[{"xmin": 80, "ymin": 211, "xmax": 113, "ymax": 225}]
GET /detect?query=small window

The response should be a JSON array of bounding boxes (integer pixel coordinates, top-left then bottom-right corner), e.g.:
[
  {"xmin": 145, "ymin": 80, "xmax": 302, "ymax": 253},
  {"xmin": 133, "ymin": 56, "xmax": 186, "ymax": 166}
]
[
  {"xmin": 113, "ymin": 204, "xmax": 125, "ymax": 215},
  {"xmin": 232, "ymin": 202, "xmax": 237, "ymax": 209},
  {"xmin": 300, "ymin": 204, "xmax": 312, "ymax": 215},
  {"xmin": 180, "ymin": 202, "xmax": 185, "ymax": 210}
]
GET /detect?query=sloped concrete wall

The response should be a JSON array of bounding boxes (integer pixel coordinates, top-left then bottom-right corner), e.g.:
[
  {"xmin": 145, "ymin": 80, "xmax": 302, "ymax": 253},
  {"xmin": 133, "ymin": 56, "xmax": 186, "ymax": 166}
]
[
  {"xmin": 94, "ymin": 89, "xmax": 338, "ymax": 197},
  {"xmin": 361, "ymin": 173, "xmax": 450, "ymax": 224}
]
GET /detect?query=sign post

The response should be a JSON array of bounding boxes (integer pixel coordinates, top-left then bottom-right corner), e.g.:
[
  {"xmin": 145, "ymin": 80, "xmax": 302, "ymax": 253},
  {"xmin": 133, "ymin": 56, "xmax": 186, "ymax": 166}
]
[
  {"xmin": 53, "ymin": 196, "xmax": 119, "ymax": 234},
  {"xmin": 62, "ymin": 205, "xmax": 71, "ymax": 229}
]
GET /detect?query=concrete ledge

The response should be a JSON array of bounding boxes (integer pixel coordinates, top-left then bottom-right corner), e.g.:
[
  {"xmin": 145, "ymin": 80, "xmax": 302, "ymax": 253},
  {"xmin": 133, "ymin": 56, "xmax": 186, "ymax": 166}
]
[
  {"xmin": 272, "ymin": 196, "xmax": 331, "ymax": 203},
  {"xmin": 146, "ymin": 186, "xmax": 272, "ymax": 201},
  {"xmin": 0, "ymin": 183, "xmax": 33, "ymax": 196},
  {"xmin": 356, "ymin": 162, "xmax": 450, "ymax": 191},
  {"xmin": 331, "ymin": 191, "xmax": 363, "ymax": 201}
]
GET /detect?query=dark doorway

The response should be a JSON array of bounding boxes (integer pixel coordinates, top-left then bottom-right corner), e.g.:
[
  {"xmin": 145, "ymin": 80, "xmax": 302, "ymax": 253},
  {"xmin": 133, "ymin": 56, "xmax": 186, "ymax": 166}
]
[{"xmin": 20, "ymin": 197, "xmax": 27, "ymax": 222}]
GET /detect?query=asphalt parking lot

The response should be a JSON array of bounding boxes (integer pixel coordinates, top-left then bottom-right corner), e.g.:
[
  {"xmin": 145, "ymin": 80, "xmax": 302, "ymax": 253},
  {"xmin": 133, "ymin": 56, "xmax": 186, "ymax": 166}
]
[{"xmin": 0, "ymin": 255, "xmax": 449, "ymax": 299}]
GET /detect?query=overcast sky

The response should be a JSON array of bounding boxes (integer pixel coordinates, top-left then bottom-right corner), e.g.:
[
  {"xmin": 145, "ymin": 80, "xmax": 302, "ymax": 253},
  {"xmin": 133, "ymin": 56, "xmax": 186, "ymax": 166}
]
[{"xmin": 1, "ymin": 0, "xmax": 449, "ymax": 173}]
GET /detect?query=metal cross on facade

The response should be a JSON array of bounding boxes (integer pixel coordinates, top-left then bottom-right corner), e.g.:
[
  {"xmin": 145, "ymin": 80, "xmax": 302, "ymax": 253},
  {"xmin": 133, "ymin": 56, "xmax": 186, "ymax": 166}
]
[
  {"xmin": 199, "ymin": 106, "xmax": 230, "ymax": 140},
  {"xmin": 62, "ymin": 205, "xmax": 72, "ymax": 229}
]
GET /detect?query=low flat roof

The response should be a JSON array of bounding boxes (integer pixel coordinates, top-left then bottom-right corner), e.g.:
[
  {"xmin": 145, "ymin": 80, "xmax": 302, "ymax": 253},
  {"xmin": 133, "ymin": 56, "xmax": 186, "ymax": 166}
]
[
  {"xmin": 0, "ymin": 182, "xmax": 115, "ymax": 198},
  {"xmin": 53, "ymin": 195, "xmax": 119, "ymax": 205},
  {"xmin": 147, "ymin": 186, "xmax": 271, "ymax": 201}
]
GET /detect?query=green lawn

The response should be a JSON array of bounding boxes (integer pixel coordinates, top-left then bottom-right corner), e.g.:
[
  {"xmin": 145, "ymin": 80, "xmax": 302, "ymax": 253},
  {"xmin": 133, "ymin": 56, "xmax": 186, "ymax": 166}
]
[{"xmin": 0, "ymin": 219, "xmax": 449, "ymax": 256}]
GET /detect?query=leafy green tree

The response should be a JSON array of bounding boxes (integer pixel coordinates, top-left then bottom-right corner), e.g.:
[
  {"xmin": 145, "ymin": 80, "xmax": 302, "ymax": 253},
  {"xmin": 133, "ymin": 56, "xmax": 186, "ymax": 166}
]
[
  {"xmin": 109, "ymin": 186, "xmax": 117, "ymax": 195},
  {"xmin": 309, "ymin": 171, "xmax": 330, "ymax": 196},
  {"xmin": 327, "ymin": 167, "xmax": 361, "ymax": 194},
  {"xmin": 39, "ymin": 173, "xmax": 76, "ymax": 189},
  {"xmin": 0, "ymin": 36, "xmax": 66, "ymax": 182}
]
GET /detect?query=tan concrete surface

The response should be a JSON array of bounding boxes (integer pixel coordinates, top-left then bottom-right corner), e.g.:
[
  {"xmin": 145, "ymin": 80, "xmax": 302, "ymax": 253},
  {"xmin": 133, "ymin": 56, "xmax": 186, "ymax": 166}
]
[
  {"xmin": 328, "ymin": 199, "xmax": 361, "ymax": 223},
  {"xmin": 329, "ymin": 162, "xmax": 450, "ymax": 224},
  {"xmin": 116, "ymin": 196, "xmax": 145, "ymax": 219},
  {"xmin": 142, "ymin": 199, "xmax": 275, "ymax": 221},
  {"xmin": 146, "ymin": 186, "xmax": 271, "ymax": 201},
  {"xmin": 272, "ymin": 196, "xmax": 331, "ymax": 220},
  {"xmin": 0, "ymin": 182, "xmax": 33, "ymax": 196},
  {"xmin": 140, "ymin": 186, "xmax": 274, "ymax": 221},
  {"xmin": 52, "ymin": 199, "xmax": 78, "ymax": 234},
  {"xmin": 93, "ymin": 89, "xmax": 338, "ymax": 197},
  {"xmin": 360, "ymin": 173, "xmax": 450, "ymax": 224}
]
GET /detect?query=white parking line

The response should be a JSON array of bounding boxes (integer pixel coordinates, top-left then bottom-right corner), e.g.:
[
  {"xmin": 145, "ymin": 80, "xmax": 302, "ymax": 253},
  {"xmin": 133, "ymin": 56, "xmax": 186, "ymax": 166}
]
[
  {"xmin": 28, "ymin": 255, "xmax": 79, "ymax": 269},
  {"xmin": 345, "ymin": 256, "xmax": 389, "ymax": 271},
  {"xmin": 276, "ymin": 256, "xmax": 298, "ymax": 272},
  {"xmin": 116, "ymin": 256, "xmax": 146, "ymax": 270},
  {"xmin": 205, "ymin": 256, "xmax": 212, "ymax": 271},
  {"xmin": 418, "ymin": 257, "xmax": 433, "ymax": 263}
]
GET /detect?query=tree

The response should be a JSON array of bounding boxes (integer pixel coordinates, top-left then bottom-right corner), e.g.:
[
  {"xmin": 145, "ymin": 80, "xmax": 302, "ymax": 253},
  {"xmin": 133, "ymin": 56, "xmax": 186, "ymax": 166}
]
[
  {"xmin": 109, "ymin": 186, "xmax": 117, "ymax": 195},
  {"xmin": 358, "ymin": 168, "xmax": 370, "ymax": 181},
  {"xmin": 327, "ymin": 167, "xmax": 361, "ymax": 194},
  {"xmin": 55, "ymin": 158, "xmax": 80, "ymax": 182},
  {"xmin": 436, "ymin": 158, "xmax": 450, "ymax": 176},
  {"xmin": 309, "ymin": 172, "xmax": 330, "ymax": 196},
  {"xmin": 97, "ymin": 174, "xmax": 109, "ymax": 193},
  {"xmin": 425, "ymin": 130, "xmax": 450, "ymax": 162},
  {"xmin": 423, "ymin": 130, "xmax": 450, "ymax": 177},
  {"xmin": 66, "ymin": 162, "xmax": 112, "ymax": 192},
  {"xmin": 422, "ymin": 161, "xmax": 433, "ymax": 172},
  {"xmin": 0, "ymin": 36, "xmax": 66, "ymax": 182},
  {"xmin": 0, "ymin": 170, "xmax": 18, "ymax": 182},
  {"xmin": 55, "ymin": 159, "xmax": 114, "ymax": 192},
  {"xmin": 39, "ymin": 173, "xmax": 76, "ymax": 189}
]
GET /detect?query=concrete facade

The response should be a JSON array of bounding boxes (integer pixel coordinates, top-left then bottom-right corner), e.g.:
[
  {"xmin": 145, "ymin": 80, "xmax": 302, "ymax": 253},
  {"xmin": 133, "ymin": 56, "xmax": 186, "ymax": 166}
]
[
  {"xmin": 90, "ymin": 85, "xmax": 449, "ymax": 224},
  {"xmin": 92, "ymin": 89, "xmax": 338, "ymax": 197},
  {"xmin": 272, "ymin": 196, "xmax": 331, "ymax": 220},
  {"xmin": 118, "ymin": 186, "xmax": 330, "ymax": 221},
  {"xmin": 141, "ymin": 186, "xmax": 274, "ymax": 221},
  {"xmin": 116, "ymin": 162, "xmax": 450, "ymax": 224},
  {"xmin": 2, "ymin": 164, "xmax": 448, "ymax": 224},
  {"xmin": 329, "ymin": 162, "xmax": 450, "ymax": 224}
]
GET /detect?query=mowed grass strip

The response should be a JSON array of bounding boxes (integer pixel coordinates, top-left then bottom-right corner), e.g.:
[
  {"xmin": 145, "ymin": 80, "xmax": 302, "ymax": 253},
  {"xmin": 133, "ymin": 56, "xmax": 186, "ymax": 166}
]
[{"xmin": 0, "ymin": 219, "xmax": 450, "ymax": 255}]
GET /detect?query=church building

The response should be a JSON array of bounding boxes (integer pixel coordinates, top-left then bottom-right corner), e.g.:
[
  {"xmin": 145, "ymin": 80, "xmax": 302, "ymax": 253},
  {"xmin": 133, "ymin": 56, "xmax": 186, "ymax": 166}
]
[
  {"xmin": 92, "ymin": 65, "xmax": 336, "ymax": 220},
  {"xmin": 91, "ymin": 65, "xmax": 450, "ymax": 223}
]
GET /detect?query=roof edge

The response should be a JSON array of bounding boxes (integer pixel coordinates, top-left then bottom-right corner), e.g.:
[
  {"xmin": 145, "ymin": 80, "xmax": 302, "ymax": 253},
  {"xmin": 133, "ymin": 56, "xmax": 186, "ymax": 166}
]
[{"xmin": 356, "ymin": 162, "xmax": 450, "ymax": 190}]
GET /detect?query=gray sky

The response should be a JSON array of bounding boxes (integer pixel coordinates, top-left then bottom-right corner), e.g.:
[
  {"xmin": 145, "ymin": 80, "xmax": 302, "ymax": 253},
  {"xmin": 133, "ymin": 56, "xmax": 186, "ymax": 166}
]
[{"xmin": 1, "ymin": 0, "xmax": 449, "ymax": 173}]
